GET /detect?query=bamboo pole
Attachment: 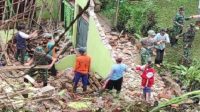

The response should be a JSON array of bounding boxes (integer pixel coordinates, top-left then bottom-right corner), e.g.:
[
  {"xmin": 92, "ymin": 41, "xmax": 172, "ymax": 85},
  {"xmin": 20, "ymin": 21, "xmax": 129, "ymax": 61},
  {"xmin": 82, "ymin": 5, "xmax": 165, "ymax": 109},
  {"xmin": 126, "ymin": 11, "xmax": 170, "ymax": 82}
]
[
  {"xmin": 27, "ymin": 0, "xmax": 34, "ymax": 27},
  {"xmin": 36, "ymin": 1, "xmax": 44, "ymax": 29},
  {"xmin": 23, "ymin": 0, "xmax": 28, "ymax": 19},
  {"xmin": 29, "ymin": 0, "xmax": 37, "ymax": 27},
  {"xmin": 0, "ymin": 65, "xmax": 49, "ymax": 71},
  {"xmin": 2, "ymin": 0, "xmax": 6, "ymax": 21},
  {"xmin": 0, "ymin": 0, "xmax": 25, "ymax": 10}
]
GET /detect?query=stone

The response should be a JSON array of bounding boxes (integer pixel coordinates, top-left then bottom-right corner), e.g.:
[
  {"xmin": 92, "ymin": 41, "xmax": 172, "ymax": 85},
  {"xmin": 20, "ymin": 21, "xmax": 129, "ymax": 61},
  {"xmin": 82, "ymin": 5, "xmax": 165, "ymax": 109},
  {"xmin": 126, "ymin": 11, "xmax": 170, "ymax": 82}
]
[{"xmin": 37, "ymin": 85, "xmax": 55, "ymax": 95}]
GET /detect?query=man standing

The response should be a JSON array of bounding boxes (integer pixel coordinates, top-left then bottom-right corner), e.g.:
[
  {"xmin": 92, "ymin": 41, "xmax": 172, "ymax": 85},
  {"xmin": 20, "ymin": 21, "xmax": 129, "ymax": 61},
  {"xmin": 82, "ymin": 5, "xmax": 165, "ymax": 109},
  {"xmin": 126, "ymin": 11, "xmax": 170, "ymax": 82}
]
[
  {"xmin": 154, "ymin": 29, "xmax": 170, "ymax": 67},
  {"xmin": 15, "ymin": 23, "xmax": 37, "ymax": 65},
  {"xmin": 171, "ymin": 6, "xmax": 185, "ymax": 47},
  {"xmin": 140, "ymin": 40, "xmax": 151, "ymax": 65},
  {"xmin": 104, "ymin": 57, "xmax": 127, "ymax": 95},
  {"xmin": 177, "ymin": 23, "xmax": 196, "ymax": 65},
  {"xmin": 142, "ymin": 30, "xmax": 156, "ymax": 56},
  {"xmin": 25, "ymin": 46, "xmax": 57, "ymax": 86},
  {"xmin": 73, "ymin": 48, "xmax": 91, "ymax": 93}
]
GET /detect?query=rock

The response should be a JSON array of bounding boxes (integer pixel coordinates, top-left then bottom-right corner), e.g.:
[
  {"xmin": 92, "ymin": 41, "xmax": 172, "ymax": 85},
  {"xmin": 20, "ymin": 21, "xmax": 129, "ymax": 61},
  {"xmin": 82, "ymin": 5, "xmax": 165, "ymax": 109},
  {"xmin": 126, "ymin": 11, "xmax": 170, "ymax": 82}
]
[
  {"xmin": 111, "ymin": 36, "xmax": 118, "ymax": 40},
  {"xmin": 37, "ymin": 85, "xmax": 55, "ymax": 95}
]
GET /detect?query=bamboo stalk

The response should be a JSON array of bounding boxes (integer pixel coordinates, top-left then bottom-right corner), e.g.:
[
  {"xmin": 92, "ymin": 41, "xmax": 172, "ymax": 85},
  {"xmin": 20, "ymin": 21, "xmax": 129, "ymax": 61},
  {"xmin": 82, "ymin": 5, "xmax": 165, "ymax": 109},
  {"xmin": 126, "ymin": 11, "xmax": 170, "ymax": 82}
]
[
  {"xmin": 0, "ymin": 65, "xmax": 49, "ymax": 71},
  {"xmin": 0, "ymin": 0, "xmax": 25, "ymax": 10},
  {"xmin": 36, "ymin": 2, "xmax": 44, "ymax": 29},
  {"xmin": 27, "ymin": 0, "xmax": 34, "ymax": 27},
  {"xmin": 23, "ymin": 0, "xmax": 28, "ymax": 19},
  {"xmin": 2, "ymin": 0, "xmax": 6, "ymax": 21},
  {"xmin": 29, "ymin": 0, "xmax": 37, "ymax": 27}
]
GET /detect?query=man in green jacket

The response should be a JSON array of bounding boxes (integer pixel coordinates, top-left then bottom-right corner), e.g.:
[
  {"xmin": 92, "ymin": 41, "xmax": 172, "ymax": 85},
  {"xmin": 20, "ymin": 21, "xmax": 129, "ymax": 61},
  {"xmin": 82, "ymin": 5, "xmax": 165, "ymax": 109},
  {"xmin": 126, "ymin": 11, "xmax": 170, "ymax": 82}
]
[{"xmin": 171, "ymin": 6, "xmax": 185, "ymax": 47}]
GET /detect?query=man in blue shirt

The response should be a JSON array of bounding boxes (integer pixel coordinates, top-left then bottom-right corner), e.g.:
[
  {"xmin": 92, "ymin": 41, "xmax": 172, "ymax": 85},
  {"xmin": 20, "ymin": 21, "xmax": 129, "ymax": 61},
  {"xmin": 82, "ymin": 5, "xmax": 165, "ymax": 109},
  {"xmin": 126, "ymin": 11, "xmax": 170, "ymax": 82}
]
[{"xmin": 104, "ymin": 57, "xmax": 127, "ymax": 94}]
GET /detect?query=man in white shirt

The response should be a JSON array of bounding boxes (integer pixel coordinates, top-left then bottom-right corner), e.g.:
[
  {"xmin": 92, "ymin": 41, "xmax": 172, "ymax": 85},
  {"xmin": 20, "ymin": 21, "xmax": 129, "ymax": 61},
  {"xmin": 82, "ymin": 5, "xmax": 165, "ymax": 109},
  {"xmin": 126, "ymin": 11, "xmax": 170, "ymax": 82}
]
[
  {"xmin": 154, "ymin": 29, "xmax": 170, "ymax": 67},
  {"xmin": 15, "ymin": 24, "xmax": 37, "ymax": 65}
]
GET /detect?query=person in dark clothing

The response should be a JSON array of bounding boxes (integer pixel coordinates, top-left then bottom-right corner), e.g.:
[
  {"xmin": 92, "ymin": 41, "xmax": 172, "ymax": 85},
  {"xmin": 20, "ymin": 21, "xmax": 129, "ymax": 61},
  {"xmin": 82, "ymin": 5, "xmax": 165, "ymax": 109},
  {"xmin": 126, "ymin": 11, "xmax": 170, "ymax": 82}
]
[
  {"xmin": 25, "ymin": 46, "xmax": 57, "ymax": 86},
  {"xmin": 176, "ymin": 23, "xmax": 196, "ymax": 65},
  {"xmin": 15, "ymin": 24, "xmax": 37, "ymax": 65}
]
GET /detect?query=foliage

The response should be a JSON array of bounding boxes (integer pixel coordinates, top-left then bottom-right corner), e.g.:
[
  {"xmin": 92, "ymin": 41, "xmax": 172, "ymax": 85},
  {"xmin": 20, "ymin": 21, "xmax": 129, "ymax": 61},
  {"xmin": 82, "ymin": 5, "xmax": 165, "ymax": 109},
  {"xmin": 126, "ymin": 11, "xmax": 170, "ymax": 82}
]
[
  {"xmin": 164, "ymin": 59, "xmax": 200, "ymax": 89},
  {"xmin": 100, "ymin": 0, "xmax": 155, "ymax": 34},
  {"xmin": 150, "ymin": 90, "xmax": 200, "ymax": 112}
]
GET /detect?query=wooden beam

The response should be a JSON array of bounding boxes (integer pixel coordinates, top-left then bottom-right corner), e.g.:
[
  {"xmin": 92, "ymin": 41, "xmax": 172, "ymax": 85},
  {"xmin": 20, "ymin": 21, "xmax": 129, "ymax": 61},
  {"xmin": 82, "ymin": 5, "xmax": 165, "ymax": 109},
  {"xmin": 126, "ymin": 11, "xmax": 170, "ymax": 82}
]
[{"xmin": 0, "ymin": 65, "xmax": 49, "ymax": 71}]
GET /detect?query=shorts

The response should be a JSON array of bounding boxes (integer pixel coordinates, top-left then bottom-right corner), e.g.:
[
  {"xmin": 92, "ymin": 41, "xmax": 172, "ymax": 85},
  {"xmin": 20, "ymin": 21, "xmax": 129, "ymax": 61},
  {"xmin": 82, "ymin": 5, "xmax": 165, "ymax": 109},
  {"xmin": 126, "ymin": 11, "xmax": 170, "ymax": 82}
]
[
  {"xmin": 143, "ymin": 87, "xmax": 151, "ymax": 95},
  {"xmin": 105, "ymin": 77, "xmax": 123, "ymax": 92}
]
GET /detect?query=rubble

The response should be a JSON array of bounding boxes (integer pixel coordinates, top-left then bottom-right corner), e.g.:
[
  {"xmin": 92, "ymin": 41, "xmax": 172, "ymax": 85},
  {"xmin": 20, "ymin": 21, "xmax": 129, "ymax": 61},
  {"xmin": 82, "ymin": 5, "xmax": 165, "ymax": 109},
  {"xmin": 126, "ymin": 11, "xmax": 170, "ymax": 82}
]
[{"xmin": 105, "ymin": 29, "xmax": 166, "ymax": 104}]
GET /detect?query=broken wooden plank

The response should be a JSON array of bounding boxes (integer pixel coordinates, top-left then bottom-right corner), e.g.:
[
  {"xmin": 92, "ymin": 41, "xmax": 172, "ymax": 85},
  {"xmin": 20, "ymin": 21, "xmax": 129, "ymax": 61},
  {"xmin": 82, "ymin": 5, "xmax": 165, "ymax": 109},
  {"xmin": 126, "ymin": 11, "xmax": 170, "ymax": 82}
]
[{"xmin": 0, "ymin": 65, "xmax": 49, "ymax": 71}]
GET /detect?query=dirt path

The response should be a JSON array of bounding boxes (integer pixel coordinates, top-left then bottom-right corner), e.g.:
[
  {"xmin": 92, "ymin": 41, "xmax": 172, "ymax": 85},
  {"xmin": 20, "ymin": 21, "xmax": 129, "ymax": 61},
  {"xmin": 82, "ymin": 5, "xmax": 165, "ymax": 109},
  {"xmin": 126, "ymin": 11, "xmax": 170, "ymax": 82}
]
[{"xmin": 96, "ymin": 13, "xmax": 165, "ymax": 102}]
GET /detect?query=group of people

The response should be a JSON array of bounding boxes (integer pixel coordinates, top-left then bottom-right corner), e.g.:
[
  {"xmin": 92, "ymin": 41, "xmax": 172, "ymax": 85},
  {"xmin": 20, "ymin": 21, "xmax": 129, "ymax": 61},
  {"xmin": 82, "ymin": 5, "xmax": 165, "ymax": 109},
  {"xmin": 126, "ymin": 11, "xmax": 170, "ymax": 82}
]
[
  {"xmin": 15, "ymin": 23, "xmax": 58, "ymax": 87},
  {"xmin": 14, "ymin": 23, "xmax": 153, "ymax": 104},
  {"xmin": 12, "ymin": 6, "xmax": 197, "ymax": 106},
  {"xmin": 140, "ymin": 6, "xmax": 196, "ymax": 67}
]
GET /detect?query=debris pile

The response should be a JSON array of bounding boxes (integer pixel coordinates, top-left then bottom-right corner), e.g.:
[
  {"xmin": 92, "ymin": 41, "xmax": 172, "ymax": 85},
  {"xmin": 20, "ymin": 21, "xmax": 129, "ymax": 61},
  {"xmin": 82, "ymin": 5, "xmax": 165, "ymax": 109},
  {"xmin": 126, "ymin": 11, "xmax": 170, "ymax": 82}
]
[
  {"xmin": 0, "ymin": 67, "xmax": 105, "ymax": 111},
  {"xmin": 105, "ymin": 32, "xmax": 165, "ymax": 102}
]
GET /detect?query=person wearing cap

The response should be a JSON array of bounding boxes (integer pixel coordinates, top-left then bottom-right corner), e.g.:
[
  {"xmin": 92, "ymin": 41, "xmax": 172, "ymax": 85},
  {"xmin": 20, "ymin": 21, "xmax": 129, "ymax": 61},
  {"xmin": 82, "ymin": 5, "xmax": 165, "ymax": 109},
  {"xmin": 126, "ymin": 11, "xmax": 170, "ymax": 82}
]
[
  {"xmin": 142, "ymin": 30, "xmax": 156, "ymax": 55},
  {"xmin": 154, "ymin": 29, "xmax": 170, "ymax": 67},
  {"xmin": 176, "ymin": 23, "xmax": 196, "ymax": 65},
  {"xmin": 104, "ymin": 57, "xmax": 127, "ymax": 95},
  {"xmin": 73, "ymin": 47, "xmax": 91, "ymax": 93},
  {"xmin": 24, "ymin": 46, "xmax": 57, "ymax": 87},
  {"xmin": 140, "ymin": 40, "xmax": 151, "ymax": 65},
  {"xmin": 171, "ymin": 6, "xmax": 185, "ymax": 47},
  {"xmin": 15, "ymin": 23, "xmax": 38, "ymax": 65},
  {"xmin": 135, "ymin": 60, "xmax": 155, "ymax": 104}
]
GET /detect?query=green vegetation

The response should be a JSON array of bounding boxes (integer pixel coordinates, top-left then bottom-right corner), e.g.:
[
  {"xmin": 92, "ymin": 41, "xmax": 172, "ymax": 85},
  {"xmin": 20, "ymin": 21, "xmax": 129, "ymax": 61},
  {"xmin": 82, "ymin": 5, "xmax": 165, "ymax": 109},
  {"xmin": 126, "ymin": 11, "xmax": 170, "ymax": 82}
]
[
  {"xmin": 100, "ymin": 0, "xmax": 199, "ymax": 63},
  {"xmin": 164, "ymin": 59, "xmax": 200, "ymax": 90},
  {"xmin": 100, "ymin": 0, "xmax": 200, "ymax": 111},
  {"xmin": 100, "ymin": 0, "xmax": 155, "ymax": 33},
  {"xmin": 151, "ymin": 90, "xmax": 200, "ymax": 112}
]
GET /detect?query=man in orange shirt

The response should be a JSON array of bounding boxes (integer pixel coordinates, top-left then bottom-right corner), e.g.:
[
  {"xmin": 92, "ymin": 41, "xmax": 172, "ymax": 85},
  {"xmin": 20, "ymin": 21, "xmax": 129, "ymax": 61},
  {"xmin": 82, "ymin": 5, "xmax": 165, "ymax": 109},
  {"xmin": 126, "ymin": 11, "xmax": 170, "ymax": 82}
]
[{"xmin": 73, "ymin": 47, "xmax": 91, "ymax": 93}]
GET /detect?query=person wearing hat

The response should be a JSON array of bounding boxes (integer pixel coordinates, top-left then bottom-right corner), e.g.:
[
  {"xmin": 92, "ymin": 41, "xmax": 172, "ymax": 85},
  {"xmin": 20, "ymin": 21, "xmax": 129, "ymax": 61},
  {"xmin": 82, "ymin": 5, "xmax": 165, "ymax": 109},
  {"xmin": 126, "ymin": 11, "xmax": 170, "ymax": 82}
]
[
  {"xmin": 176, "ymin": 23, "xmax": 196, "ymax": 65},
  {"xmin": 24, "ymin": 46, "xmax": 57, "ymax": 87},
  {"xmin": 140, "ymin": 40, "xmax": 151, "ymax": 65},
  {"xmin": 15, "ymin": 23, "xmax": 38, "ymax": 65},
  {"xmin": 142, "ymin": 30, "xmax": 156, "ymax": 55},
  {"xmin": 171, "ymin": 6, "xmax": 185, "ymax": 47},
  {"xmin": 154, "ymin": 29, "xmax": 170, "ymax": 67},
  {"xmin": 73, "ymin": 47, "xmax": 91, "ymax": 93},
  {"xmin": 135, "ymin": 60, "xmax": 155, "ymax": 104}
]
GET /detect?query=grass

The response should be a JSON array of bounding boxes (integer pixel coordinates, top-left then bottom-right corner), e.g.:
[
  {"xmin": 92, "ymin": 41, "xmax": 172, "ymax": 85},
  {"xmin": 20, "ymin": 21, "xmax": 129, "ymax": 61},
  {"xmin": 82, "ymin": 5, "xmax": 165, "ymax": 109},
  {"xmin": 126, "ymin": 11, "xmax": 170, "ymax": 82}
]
[
  {"xmin": 154, "ymin": 0, "xmax": 199, "ymax": 63},
  {"xmin": 101, "ymin": 0, "xmax": 199, "ymax": 64}
]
